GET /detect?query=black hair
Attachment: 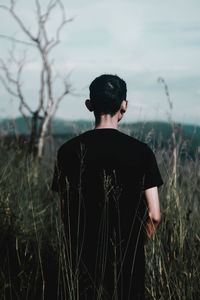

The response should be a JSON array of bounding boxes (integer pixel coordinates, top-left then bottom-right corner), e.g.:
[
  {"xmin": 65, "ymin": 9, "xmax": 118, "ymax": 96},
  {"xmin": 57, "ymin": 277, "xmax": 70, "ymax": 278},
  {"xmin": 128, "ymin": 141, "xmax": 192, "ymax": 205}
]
[{"xmin": 89, "ymin": 74, "xmax": 127, "ymax": 116}]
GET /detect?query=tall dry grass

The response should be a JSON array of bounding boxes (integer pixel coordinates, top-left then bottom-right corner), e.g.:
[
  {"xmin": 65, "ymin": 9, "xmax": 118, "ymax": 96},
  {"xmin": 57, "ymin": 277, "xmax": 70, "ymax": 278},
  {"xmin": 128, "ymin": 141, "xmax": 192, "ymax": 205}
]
[{"xmin": 0, "ymin": 125, "xmax": 199, "ymax": 299}]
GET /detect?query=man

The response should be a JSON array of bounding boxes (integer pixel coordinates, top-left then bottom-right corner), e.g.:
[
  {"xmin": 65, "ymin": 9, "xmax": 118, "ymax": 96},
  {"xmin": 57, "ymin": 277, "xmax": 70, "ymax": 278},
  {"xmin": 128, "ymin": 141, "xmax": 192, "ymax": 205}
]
[{"xmin": 51, "ymin": 74, "xmax": 163, "ymax": 299}]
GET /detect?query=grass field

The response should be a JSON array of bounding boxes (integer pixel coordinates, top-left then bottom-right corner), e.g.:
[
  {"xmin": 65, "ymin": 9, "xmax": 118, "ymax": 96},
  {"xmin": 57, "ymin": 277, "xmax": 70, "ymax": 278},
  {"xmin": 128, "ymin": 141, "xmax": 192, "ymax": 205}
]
[{"xmin": 0, "ymin": 125, "xmax": 199, "ymax": 299}]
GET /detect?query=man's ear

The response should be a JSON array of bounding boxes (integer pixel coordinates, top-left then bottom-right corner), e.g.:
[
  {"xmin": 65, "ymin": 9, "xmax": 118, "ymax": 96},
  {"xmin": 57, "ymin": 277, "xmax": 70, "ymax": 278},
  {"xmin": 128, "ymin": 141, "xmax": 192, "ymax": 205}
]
[
  {"xmin": 120, "ymin": 100, "xmax": 128, "ymax": 114},
  {"xmin": 85, "ymin": 99, "xmax": 94, "ymax": 112}
]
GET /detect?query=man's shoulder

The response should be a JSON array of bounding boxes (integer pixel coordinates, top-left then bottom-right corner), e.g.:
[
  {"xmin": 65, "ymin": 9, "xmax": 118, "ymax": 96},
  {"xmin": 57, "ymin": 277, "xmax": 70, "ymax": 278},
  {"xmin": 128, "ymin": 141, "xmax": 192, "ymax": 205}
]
[
  {"xmin": 117, "ymin": 130, "xmax": 148, "ymax": 148},
  {"xmin": 57, "ymin": 134, "xmax": 82, "ymax": 155},
  {"xmin": 117, "ymin": 131, "xmax": 156, "ymax": 159}
]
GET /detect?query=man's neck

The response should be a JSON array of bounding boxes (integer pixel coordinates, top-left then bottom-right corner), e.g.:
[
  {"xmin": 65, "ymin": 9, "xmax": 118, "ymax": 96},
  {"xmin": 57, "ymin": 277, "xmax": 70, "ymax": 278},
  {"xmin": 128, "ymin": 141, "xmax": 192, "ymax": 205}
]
[{"xmin": 94, "ymin": 114, "xmax": 118, "ymax": 129}]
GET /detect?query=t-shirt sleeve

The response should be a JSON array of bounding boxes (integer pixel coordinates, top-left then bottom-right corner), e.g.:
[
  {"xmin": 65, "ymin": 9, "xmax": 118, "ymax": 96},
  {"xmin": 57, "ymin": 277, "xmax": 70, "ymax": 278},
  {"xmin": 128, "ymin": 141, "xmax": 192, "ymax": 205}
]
[{"xmin": 143, "ymin": 144, "xmax": 163, "ymax": 190}]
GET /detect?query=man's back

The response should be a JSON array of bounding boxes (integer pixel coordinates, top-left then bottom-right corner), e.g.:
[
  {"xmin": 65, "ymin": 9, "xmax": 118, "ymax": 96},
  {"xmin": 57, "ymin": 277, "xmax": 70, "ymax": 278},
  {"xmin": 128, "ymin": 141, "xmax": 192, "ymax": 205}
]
[{"xmin": 52, "ymin": 128, "xmax": 163, "ymax": 299}]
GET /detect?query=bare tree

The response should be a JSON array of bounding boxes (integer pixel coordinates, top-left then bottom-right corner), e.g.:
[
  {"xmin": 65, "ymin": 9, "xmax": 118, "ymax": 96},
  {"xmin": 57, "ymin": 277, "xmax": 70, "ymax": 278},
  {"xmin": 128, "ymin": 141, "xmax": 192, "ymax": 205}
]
[{"xmin": 0, "ymin": 0, "xmax": 73, "ymax": 158}]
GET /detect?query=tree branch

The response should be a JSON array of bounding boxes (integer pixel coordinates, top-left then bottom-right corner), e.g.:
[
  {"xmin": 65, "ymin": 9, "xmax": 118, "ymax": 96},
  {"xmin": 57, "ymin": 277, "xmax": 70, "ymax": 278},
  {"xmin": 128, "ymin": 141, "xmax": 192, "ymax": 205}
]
[
  {"xmin": 52, "ymin": 81, "xmax": 70, "ymax": 115},
  {"xmin": 46, "ymin": 0, "xmax": 73, "ymax": 53},
  {"xmin": 10, "ymin": 3, "xmax": 37, "ymax": 42},
  {"xmin": 0, "ymin": 1, "xmax": 38, "ymax": 43},
  {"xmin": 43, "ymin": 0, "xmax": 58, "ymax": 23},
  {"xmin": 0, "ymin": 75, "xmax": 18, "ymax": 97},
  {"xmin": 0, "ymin": 58, "xmax": 17, "ymax": 85},
  {"xmin": 16, "ymin": 62, "xmax": 33, "ymax": 114},
  {"xmin": 0, "ymin": 34, "xmax": 35, "ymax": 47},
  {"xmin": 37, "ymin": 67, "xmax": 45, "ymax": 112}
]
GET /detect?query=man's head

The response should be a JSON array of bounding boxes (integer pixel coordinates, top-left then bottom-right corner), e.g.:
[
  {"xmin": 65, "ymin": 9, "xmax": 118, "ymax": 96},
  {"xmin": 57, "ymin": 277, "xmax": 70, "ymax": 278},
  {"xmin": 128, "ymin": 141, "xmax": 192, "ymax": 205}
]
[{"xmin": 85, "ymin": 74, "xmax": 128, "ymax": 121}]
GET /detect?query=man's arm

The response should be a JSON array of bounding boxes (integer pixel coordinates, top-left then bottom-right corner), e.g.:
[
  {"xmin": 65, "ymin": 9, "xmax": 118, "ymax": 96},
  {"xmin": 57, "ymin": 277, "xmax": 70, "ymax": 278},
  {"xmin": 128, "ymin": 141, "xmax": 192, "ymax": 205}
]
[{"xmin": 144, "ymin": 186, "xmax": 161, "ymax": 239}]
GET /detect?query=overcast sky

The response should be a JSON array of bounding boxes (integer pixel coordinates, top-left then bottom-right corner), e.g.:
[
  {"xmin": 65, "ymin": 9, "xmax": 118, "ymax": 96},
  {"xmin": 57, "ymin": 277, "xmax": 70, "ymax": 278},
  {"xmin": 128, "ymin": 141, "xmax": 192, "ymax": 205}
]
[{"xmin": 0, "ymin": 0, "xmax": 200, "ymax": 125}]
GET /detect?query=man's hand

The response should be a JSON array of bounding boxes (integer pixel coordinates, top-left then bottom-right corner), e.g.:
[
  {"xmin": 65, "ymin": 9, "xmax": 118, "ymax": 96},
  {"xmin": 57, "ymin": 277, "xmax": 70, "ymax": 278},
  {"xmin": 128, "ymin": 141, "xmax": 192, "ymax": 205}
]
[{"xmin": 145, "ymin": 215, "xmax": 158, "ymax": 240}]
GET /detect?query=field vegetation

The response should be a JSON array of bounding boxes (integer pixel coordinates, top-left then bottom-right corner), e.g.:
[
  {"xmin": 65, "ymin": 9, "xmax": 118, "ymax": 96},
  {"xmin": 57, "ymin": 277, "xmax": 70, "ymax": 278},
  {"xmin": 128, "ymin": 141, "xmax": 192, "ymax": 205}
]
[{"xmin": 0, "ymin": 121, "xmax": 199, "ymax": 299}]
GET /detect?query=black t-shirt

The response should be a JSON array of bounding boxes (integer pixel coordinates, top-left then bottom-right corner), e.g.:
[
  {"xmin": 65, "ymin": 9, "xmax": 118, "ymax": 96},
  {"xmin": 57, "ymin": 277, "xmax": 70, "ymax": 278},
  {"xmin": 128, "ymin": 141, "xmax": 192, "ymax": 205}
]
[{"xmin": 51, "ymin": 128, "xmax": 163, "ymax": 299}]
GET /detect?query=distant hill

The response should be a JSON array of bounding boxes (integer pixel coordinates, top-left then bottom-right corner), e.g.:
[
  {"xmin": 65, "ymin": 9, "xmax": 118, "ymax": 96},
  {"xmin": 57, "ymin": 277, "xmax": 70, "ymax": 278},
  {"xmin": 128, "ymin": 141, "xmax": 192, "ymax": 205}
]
[
  {"xmin": 0, "ymin": 116, "xmax": 199, "ymax": 155},
  {"xmin": 0, "ymin": 117, "xmax": 93, "ymax": 135}
]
